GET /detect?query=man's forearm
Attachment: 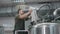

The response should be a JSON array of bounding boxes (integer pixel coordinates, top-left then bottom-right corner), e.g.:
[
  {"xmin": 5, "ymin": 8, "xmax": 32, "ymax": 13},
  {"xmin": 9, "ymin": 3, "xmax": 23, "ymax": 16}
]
[{"xmin": 19, "ymin": 12, "xmax": 31, "ymax": 19}]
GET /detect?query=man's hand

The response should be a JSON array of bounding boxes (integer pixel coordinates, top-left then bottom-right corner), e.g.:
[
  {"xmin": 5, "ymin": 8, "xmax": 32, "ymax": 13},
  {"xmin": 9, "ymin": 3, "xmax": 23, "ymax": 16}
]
[{"xmin": 28, "ymin": 9, "xmax": 32, "ymax": 14}]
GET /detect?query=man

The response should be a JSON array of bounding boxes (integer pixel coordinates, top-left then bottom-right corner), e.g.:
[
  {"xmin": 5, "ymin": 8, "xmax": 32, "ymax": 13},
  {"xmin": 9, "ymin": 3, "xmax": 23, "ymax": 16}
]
[{"xmin": 14, "ymin": 9, "xmax": 32, "ymax": 34}]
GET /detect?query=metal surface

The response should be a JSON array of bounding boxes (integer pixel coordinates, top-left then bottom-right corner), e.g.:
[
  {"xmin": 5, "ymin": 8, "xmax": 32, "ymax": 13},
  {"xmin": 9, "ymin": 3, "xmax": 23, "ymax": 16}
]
[
  {"xmin": 15, "ymin": 30, "xmax": 28, "ymax": 34},
  {"xmin": 37, "ymin": 4, "xmax": 50, "ymax": 18},
  {"xmin": 53, "ymin": 8, "xmax": 60, "ymax": 16},
  {"xmin": 30, "ymin": 23, "xmax": 60, "ymax": 34}
]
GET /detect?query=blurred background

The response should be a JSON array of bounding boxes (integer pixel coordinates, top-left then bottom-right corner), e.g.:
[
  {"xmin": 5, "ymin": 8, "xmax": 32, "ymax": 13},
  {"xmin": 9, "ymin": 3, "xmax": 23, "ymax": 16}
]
[{"xmin": 0, "ymin": 0, "xmax": 60, "ymax": 34}]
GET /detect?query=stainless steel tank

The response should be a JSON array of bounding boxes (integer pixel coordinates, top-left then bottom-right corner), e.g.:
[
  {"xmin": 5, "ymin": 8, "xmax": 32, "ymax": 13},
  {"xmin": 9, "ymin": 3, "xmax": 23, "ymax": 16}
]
[{"xmin": 29, "ymin": 23, "xmax": 60, "ymax": 34}]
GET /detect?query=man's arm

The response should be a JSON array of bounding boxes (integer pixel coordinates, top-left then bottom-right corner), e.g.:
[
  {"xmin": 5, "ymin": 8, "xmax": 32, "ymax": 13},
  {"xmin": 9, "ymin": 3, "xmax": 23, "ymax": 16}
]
[{"xmin": 19, "ymin": 9, "xmax": 32, "ymax": 19}]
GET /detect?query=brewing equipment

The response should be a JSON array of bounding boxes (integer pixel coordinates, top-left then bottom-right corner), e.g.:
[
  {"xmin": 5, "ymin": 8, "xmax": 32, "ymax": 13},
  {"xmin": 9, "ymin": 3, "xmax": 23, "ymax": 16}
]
[
  {"xmin": 30, "ymin": 23, "xmax": 60, "ymax": 34},
  {"xmin": 28, "ymin": 4, "xmax": 60, "ymax": 34}
]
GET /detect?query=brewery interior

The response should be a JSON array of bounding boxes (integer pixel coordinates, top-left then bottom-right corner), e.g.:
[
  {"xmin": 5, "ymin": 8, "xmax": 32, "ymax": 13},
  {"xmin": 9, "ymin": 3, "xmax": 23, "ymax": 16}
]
[{"xmin": 0, "ymin": 0, "xmax": 60, "ymax": 34}]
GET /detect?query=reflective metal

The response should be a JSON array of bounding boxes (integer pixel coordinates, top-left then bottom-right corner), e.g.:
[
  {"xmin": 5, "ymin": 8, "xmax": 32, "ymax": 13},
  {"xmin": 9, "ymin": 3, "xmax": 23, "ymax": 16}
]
[
  {"xmin": 53, "ymin": 8, "xmax": 60, "ymax": 16},
  {"xmin": 30, "ymin": 23, "xmax": 60, "ymax": 34}
]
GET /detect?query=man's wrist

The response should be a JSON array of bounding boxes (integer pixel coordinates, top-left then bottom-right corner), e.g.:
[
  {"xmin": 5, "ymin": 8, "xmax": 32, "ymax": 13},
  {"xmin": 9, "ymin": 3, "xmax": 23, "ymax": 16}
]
[{"xmin": 27, "ymin": 12, "xmax": 30, "ymax": 16}]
